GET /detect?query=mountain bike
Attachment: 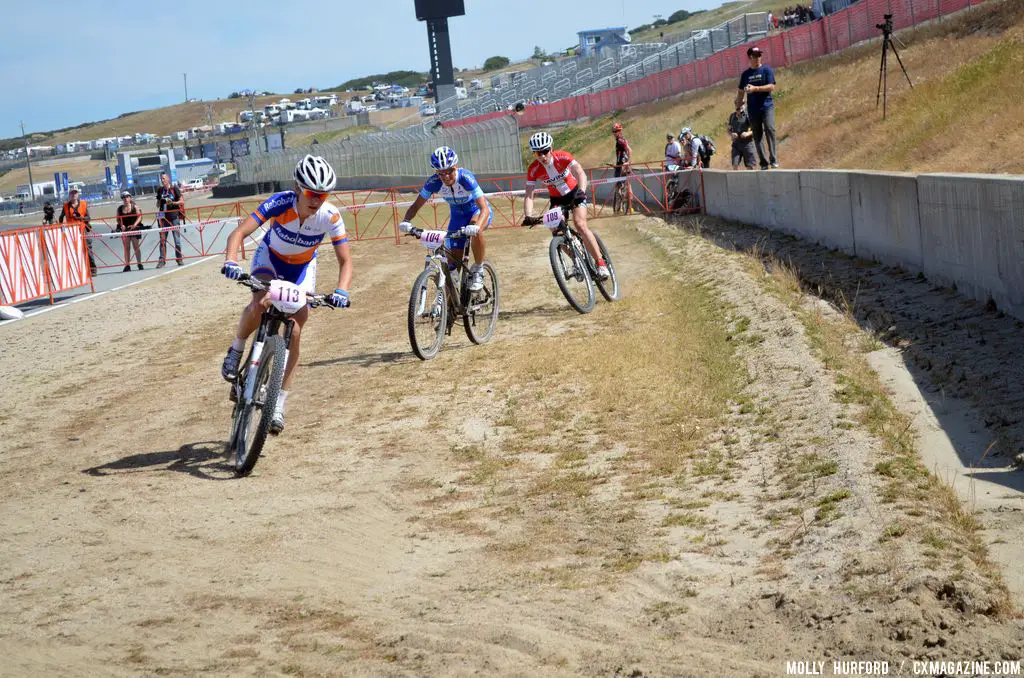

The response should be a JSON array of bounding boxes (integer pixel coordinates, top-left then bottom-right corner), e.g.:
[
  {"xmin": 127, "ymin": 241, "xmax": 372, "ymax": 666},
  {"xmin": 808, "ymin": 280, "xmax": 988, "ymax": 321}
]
[
  {"xmin": 607, "ymin": 164, "xmax": 632, "ymax": 215},
  {"xmin": 665, "ymin": 164, "xmax": 694, "ymax": 212},
  {"xmin": 530, "ymin": 203, "xmax": 619, "ymax": 314},
  {"xmin": 226, "ymin": 274, "xmax": 330, "ymax": 477},
  {"xmin": 404, "ymin": 226, "xmax": 499, "ymax": 360}
]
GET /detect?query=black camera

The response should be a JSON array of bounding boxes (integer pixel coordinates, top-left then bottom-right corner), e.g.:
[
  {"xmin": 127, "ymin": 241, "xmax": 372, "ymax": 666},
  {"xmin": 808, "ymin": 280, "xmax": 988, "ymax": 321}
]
[{"xmin": 876, "ymin": 13, "xmax": 893, "ymax": 31}]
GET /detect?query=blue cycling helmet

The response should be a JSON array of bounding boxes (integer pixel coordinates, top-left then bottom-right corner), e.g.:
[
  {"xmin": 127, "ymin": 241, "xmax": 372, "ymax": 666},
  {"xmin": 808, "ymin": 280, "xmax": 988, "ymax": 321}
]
[{"xmin": 430, "ymin": 146, "xmax": 459, "ymax": 171}]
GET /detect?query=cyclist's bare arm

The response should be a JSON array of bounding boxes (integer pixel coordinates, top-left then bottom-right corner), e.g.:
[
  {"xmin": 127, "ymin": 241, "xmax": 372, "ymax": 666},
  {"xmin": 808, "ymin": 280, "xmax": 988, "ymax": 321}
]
[
  {"xmin": 333, "ymin": 240, "xmax": 353, "ymax": 291},
  {"xmin": 402, "ymin": 195, "xmax": 429, "ymax": 223},
  {"xmin": 569, "ymin": 161, "xmax": 588, "ymax": 194},
  {"xmin": 472, "ymin": 196, "xmax": 490, "ymax": 227},
  {"xmin": 225, "ymin": 215, "xmax": 263, "ymax": 262},
  {"xmin": 523, "ymin": 184, "xmax": 536, "ymax": 217}
]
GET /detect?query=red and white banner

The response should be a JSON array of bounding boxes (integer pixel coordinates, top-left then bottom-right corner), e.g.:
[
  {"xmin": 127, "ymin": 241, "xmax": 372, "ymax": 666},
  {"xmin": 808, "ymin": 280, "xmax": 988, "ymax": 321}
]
[
  {"xmin": 43, "ymin": 224, "xmax": 92, "ymax": 294},
  {"xmin": 0, "ymin": 227, "xmax": 48, "ymax": 305}
]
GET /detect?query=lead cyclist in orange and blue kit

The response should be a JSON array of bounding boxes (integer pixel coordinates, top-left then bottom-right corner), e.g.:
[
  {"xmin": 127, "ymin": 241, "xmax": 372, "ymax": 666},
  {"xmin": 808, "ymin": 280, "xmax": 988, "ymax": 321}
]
[
  {"xmin": 520, "ymin": 131, "xmax": 609, "ymax": 279},
  {"xmin": 219, "ymin": 154, "xmax": 353, "ymax": 434}
]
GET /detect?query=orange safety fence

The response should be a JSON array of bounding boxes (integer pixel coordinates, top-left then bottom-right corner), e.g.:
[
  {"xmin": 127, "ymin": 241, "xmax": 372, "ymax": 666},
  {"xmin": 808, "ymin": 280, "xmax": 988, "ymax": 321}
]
[{"xmin": 3, "ymin": 162, "xmax": 704, "ymax": 305}]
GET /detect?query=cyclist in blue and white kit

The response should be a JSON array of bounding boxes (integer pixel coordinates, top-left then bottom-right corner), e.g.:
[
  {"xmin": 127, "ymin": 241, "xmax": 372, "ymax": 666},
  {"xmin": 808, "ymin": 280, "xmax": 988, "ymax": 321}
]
[
  {"xmin": 398, "ymin": 146, "xmax": 491, "ymax": 291},
  {"xmin": 219, "ymin": 154, "xmax": 354, "ymax": 433}
]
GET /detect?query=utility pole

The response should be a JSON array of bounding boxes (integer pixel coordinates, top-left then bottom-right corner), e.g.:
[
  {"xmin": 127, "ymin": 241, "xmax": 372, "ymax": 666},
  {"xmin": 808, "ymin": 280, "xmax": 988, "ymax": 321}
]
[
  {"xmin": 184, "ymin": 72, "xmax": 189, "ymax": 101},
  {"xmin": 20, "ymin": 121, "xmax": 35, "ymax": 200}
]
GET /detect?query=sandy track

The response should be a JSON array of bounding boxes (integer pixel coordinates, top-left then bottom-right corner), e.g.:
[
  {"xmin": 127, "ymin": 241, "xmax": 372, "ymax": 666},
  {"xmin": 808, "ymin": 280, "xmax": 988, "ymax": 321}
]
[{"xmin": 1, "ymin": 218, "xmax": 1021, "ymax": 676}]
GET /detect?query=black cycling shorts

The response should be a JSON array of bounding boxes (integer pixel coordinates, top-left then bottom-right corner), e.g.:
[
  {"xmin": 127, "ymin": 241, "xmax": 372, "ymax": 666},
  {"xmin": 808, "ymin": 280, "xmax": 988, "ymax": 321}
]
[{"xmin": 549, "ymin": 188, "xmax": 588, "ymax": 209}]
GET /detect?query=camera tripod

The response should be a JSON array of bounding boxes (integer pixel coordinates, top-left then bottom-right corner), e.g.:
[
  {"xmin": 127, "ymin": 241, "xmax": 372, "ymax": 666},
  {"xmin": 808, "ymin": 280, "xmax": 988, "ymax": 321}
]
[{"xmin": 876, "ymin": 13, "xmax": 913, "ymax": 119}]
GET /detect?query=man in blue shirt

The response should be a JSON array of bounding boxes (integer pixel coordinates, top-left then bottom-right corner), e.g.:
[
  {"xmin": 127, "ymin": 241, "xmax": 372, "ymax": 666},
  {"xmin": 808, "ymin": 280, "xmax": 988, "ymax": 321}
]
[
  {"xmin": 399, "ymin": 146, "xmax": 492, "ymax": 291},
  {"xmin": 736, "ymin": 46, "xmax": 779, "ymax": 170}
]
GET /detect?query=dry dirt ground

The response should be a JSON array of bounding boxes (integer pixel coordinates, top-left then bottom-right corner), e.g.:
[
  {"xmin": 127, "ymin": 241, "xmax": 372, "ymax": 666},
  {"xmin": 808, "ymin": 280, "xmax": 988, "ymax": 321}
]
[{"xmin": 1, "ymin": 217, "xmax": 1022, "ymax": 676}]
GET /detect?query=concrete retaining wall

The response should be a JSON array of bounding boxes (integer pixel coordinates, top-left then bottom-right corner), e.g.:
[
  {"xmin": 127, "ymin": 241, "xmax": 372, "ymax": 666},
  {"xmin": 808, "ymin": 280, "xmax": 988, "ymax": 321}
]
[{"xmin": 701, "ymin": 168, "xmax": 1024, "ymax": 320}]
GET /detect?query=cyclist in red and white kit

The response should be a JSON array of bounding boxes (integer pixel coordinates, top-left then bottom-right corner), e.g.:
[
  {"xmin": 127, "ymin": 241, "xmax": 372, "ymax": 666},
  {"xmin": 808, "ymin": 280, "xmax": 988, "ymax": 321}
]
[
  {"xmin": 521, "ymin": 131, "xmax": 609, "ymax": 279},
  {"xmin": 612, "ymin": 122, "xmax": 634, "ymax": 214}
]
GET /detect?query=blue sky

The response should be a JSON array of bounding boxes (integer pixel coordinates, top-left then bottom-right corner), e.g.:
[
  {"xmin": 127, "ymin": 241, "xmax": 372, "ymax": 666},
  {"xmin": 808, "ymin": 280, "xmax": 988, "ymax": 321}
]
[{"xmin": 3, "ymin": 0, "xmax": 716, "ymax": 136}]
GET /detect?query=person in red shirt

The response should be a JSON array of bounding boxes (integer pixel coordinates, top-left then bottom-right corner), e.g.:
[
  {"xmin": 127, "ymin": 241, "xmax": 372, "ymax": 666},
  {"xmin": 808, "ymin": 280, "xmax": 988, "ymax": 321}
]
[
  {"xmin": 612, "ymin": 122, "xmax": 633, "ymax": 215},
  {"xmin": 520, "ymin": 131, "xmax": 609, "ymax": 279}
]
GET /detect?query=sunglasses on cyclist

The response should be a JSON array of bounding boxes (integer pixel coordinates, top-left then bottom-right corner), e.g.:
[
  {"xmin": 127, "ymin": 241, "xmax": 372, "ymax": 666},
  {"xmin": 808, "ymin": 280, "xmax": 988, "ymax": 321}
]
[
  {"xmin": 436, "ymin": 167, "xmax": 458, "ymax": 177},
  {"xmin": 533, "ymin": 149, "xmax": 551, "ymax": 157},
  {"xmin": 300, "ymin": 187, "xmax": 330, "ymax": 200}
]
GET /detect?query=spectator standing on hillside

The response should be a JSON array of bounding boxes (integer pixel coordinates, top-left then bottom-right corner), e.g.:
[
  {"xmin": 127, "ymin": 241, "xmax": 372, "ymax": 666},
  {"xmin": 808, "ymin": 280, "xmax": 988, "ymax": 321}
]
[
  {"xmin": 116, "ymin": 191, "xmax": 145, "ymax": 272},
  {"xmin": 59, "ymin": 188, "xmax": 97, "ymax": 275},
  {"xmin": 43, "ymin": 201, "xmax": 55, "ymax": 224},
  {"xmin": 156, "ymin": 173, "xmax": 184, "ymax": 267},
  {"xmin": 736, "ymin": 46, "xmax": 778, "ymax": 170},
  {"xmin": 728, "ymin": 104, "xmax": 757, "ymax": 170}
]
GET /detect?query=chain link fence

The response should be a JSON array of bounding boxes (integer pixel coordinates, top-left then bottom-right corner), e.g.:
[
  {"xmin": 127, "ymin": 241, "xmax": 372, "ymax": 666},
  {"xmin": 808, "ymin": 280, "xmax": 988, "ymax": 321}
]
[{"xmin": 236, "ymin": 115, "xmax": 522, "ymax": 184}]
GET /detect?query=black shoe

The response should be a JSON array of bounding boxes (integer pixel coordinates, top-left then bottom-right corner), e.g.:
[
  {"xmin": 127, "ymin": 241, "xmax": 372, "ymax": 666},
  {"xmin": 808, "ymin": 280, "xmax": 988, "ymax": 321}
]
[
  {"xmin": 176, "ymin": 260, "xmax": 184, "ymax": 266},
  {"xmin": 90, "ymin": 268, "xmax": 98, "ymax": 275},
  {"xmin": 137, "ymin": 264, "xmax": 144, "ymax": 271},
  {"xmin": 156, "ymin": 261, "xmax": 166, "ymax": 269},
  {"xmin": 122, "ymin": 266, "xmax": 130, "ymax": 273}
]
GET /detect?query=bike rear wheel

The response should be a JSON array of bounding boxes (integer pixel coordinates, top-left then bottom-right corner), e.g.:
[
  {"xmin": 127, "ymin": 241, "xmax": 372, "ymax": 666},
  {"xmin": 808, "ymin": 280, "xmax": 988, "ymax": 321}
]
[
  {"xmin": 464, "ymin": 261, "xmax": 499, "ymax": 344},
  {"xmin": 591, "ymin": 231, "xmax": 620, "ymax": 302},
  {"xmin": 549, "ymin": 235, "xmax": 595, "ymax": 314},
  {"xmin": 234, "ymin": 334, "xmax": 285, "ymax": 477},
  {"xmin": 408, "ymin": 267, "xmax": 447, "ymax": 360}
]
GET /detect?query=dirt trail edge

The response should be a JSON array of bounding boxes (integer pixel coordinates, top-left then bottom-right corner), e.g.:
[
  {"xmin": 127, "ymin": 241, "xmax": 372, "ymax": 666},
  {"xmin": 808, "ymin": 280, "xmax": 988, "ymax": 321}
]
[{"xmin": 0, "ymin": 218, "xmax": 1020, "ymax": 677}]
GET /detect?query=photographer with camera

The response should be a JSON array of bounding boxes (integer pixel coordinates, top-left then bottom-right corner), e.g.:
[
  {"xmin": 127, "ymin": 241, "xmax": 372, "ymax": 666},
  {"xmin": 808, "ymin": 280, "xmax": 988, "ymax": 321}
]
[{"xmin": 736, "ymin": 46, "xmax": 778, "ymax": 170}]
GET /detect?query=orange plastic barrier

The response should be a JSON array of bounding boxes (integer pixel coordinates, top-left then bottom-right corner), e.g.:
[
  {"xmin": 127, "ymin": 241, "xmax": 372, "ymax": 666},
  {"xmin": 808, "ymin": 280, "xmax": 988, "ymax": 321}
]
[{"xmin": 0, "ymin": 224, "xmax": 94, "ymax": 306}]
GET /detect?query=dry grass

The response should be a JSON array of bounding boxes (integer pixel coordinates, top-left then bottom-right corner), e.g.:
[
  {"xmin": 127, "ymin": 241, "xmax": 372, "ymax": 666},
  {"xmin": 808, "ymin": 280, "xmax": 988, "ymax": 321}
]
[
  {"xmin": 735, "ymin": 238, "xmax": 1015, "ymax": 616},
  {"xmin": 541, "ymin": 0, "xmax": 1024, "ymax": 175}
]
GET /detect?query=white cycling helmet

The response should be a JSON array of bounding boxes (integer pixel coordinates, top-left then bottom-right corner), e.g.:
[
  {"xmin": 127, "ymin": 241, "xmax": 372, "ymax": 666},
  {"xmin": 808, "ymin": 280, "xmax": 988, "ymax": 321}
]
[
  {"xmin": 528, "ymin": 131, "xmax": 553, "ymax": 152},
  {"xmin": 293, "ymin": 154, "xmax": 337, "ymax": 192},
  {"xmin": 679, "ymin": 127, "xmax": 693, "ymax": 139}
]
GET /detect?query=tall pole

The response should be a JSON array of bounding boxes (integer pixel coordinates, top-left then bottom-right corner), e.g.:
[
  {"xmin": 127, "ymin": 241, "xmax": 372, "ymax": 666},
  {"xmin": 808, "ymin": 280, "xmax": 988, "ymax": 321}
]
[
  {"xmin": 20, "ymin": 121, "xmax": 35, "ymax": 200},
  {"xmin": 184, "ymin": 72, "xmax": 189, "ymax": 102}
]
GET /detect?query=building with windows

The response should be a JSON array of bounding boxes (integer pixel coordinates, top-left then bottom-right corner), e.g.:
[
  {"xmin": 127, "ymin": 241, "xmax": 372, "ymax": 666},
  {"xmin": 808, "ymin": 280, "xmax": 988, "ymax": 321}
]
[{"xmin": 577, "ymin": 27, "xmax": 630, "ymax": 57}]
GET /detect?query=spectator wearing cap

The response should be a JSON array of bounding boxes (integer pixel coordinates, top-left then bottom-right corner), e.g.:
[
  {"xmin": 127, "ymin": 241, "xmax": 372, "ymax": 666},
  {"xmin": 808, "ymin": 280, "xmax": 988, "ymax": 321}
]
[
  {"xmin": 736, "ymin": 46, "xmax": 779, "ymax": 170},
  {"xmin": 59, "ymin": 188, "xmax": 96, "ymax": 275},
  {"xmin": 728, "ymin": 103, "xmax": 757, "ymax": 170},
  {"xmin": 116, "ymin": 191, "xmax": 144, "ymax": 272},
  {"xmin": 155, "ymin": 173, "xmax": 184, "ymax": 267}
]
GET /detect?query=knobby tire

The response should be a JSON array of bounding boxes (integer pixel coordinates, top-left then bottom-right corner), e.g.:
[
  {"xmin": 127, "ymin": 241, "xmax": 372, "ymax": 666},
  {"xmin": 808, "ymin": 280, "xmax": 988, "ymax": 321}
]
[
  {"xmin": 464, "ymin": 261, "xmax": 499, "ymax": 344},
  {"xmin": 591, "ymin": 231, "xmax": 620, "ymax": 302},
  {"xmin": 235, "ymin": 334, "xmax": 285, "ymax": 477},
  {"xmin": 408, "ymin": 267, "xmax": 446, "ymax": 360},
  {"xmin": 549, "ymin": 235, "xmax": 595, "ymax": 314}
]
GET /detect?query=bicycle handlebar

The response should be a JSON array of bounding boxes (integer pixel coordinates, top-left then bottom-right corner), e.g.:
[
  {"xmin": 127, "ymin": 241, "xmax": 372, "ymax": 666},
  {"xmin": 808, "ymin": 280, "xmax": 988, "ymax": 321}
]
[
  {"xmin": 235, "ymin": 274, "xmax": 332, "ymax": 308},
  {"xmin": 404, "ymin": 226, "xmax": 470, "ymax": 240}
]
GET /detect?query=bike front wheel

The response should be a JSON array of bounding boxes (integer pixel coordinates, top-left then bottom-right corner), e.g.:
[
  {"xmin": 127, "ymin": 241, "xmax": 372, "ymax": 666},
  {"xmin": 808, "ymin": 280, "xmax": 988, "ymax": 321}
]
[
  {"xmin": 549, "ymin": 235, "xmax": 595, "ymax": 314},
  {"xmin": 234, "ymin": 334, "xmax": 285, "ymax": 477},
  {"xmin": 591, "ymin": 231, "xmax": 620, "ymax": 302},
  {"xmin": 464, "ymin": 261, "xmax": 499, "ymax": 345},
  {"xmin": 408, "ymin": 267, "xmax": 447, "ymax": 360},
  {"xmin": 612, "ymin": 183, "xmax": 625, "ymax": 215}
]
